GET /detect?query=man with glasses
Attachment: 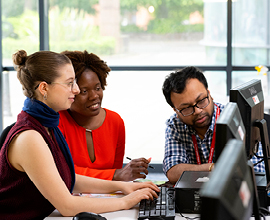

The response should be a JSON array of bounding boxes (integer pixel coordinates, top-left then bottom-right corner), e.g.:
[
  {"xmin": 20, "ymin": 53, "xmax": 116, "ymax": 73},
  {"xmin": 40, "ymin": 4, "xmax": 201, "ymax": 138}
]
[
  {"xmin": 162, "ymin": 66, "xmax": 265, "ymax": 183},
  {"xmin": 162, "ymin": 66, "xmax": 225, "ymax": 184}
]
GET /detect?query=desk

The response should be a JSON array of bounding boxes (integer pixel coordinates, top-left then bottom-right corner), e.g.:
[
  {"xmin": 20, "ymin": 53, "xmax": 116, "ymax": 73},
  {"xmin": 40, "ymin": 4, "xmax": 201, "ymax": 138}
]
[
  {"xmin": 46, "ymin": 208, "xmax": 201, "ymax": 220},
  {"xmin": 45, "ymin": 171, "xmax": 270, "ymax": 220},
  {"xmin": 45, "ymin": 208, "xmax": 266, "ymax": 219}
]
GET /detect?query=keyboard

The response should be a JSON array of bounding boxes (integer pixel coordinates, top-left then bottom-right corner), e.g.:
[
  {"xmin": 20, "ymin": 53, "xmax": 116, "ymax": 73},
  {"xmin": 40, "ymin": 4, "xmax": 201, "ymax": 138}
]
[{"xmin": 138, "ymin": 186, "xmax": 175, "ymax": 220}]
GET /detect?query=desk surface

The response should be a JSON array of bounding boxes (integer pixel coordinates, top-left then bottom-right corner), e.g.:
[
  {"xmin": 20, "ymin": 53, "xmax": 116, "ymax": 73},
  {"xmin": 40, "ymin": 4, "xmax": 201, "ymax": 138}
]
[
  {"xmin": 45, "ymin": 171, "xmax": 269, "ymax": 220},
  {"xmin": 46, "ymin": 208, "xmax": 201, "ymax": 220},
  {"xmin": 46, "ymin": 208, "xmax": 266, "ymax": 220}
]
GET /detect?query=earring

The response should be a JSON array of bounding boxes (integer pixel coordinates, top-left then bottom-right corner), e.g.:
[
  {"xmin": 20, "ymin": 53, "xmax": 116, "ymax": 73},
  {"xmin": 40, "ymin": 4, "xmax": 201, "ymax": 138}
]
[{"xmin": 43, "ymin": 93, "xmax": 47, "ymax": 100}]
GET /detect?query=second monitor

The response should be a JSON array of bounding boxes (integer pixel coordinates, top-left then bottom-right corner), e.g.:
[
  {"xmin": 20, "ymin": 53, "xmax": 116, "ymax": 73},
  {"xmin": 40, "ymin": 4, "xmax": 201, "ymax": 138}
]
[
  {"xmin": 230, "ymin": 79, "xmax": 264, "ymax": 159},
  {"xmin": 214, "ymin": 102, "xmax": 245, "ymax": 162}
]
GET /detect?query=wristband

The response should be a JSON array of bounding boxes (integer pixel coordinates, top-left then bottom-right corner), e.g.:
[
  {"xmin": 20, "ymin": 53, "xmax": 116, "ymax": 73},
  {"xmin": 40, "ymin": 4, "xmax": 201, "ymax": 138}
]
[{"xmin": 209, "ymin": 163, "xmax": 214, "ymax": 171}]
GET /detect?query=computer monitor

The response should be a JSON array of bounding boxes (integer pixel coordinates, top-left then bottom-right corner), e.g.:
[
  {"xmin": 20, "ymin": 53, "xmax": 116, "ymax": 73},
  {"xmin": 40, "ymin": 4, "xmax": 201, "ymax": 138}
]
[
  {"xmin": 230, "ymin": 79, "xmax": 270, "ymax": 183},
  {"xmin": 200, "ymin": 139, "xmax": 260, "ymax": 220},
  {"xmin": 214, "ymin": 102, "xmax": 246, "ymax": 162},
  {"xmin": 229, "ymin": 79, "xmax": 264, "ymax": 159}
]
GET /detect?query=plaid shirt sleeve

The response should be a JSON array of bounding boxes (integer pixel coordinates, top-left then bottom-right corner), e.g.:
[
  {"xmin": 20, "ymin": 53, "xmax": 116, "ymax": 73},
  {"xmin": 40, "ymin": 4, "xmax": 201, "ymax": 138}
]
[
  {"xmin": 163, "ymin": 114, "xmax": 190, "ymax": 174},
  {"xmin": 250, "ymin": 143, "xmax": 265, "ymax": 173}
]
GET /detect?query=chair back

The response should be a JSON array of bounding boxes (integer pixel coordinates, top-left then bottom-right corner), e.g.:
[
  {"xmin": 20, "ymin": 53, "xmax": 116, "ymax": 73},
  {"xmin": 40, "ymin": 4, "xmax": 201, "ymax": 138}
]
[{"xmin": 0, "ymin": 122, "xmax": 16, "ymax": 150}]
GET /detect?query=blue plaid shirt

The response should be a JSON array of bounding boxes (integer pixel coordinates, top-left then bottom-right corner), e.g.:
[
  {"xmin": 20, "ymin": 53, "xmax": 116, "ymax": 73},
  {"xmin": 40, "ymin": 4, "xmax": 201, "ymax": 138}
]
[{"xmin": 163, "ymin": 102, "xmax": 265, "ymax": 174}]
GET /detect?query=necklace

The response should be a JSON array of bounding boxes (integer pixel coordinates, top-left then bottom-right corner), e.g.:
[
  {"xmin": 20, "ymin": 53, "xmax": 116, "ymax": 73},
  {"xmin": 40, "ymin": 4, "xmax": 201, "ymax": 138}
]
[{"xmin": 85, "ymin": 128, "xmax": 92, "ymax": 132}]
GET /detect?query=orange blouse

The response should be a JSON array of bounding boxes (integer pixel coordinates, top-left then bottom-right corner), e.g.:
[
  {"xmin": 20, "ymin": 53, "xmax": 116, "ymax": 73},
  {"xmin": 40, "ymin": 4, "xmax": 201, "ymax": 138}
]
[{"xmin": 58, "ymin": 109, "xmax": 125, "ymax": 180}]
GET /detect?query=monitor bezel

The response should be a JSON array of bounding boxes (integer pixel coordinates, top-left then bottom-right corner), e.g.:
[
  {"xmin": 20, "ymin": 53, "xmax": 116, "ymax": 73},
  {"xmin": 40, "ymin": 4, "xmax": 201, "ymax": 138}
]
[
  {"xmin": 229, "ymin": 79, "xmax": 264, "ymax": 159},
  {"xmin": 200, "ymin": 139, "xmax": 260, "ymax": 220},
  {"xmin": 214, "ymin": 102, "xmax": 246, "ymax": 162}
]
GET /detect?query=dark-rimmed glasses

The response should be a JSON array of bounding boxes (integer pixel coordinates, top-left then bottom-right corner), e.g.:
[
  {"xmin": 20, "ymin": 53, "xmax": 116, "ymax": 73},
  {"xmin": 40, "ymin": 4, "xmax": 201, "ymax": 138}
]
[{"xmin": 175, "ymin": 92, "xmax": 210, "ymax": 117}]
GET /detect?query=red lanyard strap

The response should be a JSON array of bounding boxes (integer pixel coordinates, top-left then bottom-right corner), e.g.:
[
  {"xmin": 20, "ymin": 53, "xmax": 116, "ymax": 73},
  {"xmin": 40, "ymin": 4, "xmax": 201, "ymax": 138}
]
[{"xmin": 192, "ymin": 105, "xmax": 220, "ymax": 164}]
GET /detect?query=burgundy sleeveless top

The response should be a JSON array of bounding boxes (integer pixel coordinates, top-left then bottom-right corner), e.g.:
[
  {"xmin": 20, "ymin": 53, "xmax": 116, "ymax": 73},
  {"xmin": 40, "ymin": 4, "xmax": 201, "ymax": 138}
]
[{"xmin": 0, "ymin": 111, "xmax": 73, "ymax": 220}]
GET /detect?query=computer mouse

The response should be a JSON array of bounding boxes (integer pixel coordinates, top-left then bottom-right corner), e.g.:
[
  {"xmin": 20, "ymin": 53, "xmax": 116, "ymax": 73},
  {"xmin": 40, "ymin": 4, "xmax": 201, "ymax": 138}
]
[{"xmin": 72, "ymin": 212, "xmax": 107, "ymax": 220}]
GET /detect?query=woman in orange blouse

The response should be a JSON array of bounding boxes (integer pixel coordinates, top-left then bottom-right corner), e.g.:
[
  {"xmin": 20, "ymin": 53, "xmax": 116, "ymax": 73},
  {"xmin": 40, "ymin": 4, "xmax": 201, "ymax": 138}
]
[{"xmin": 59, "ymin": 50, "xmax": 151, "ymax": 181}]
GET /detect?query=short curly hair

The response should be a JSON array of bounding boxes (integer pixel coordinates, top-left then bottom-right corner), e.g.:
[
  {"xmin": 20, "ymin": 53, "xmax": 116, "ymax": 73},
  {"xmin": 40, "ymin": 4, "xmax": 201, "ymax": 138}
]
[
  {"xmin": 61, "ymin": 50, "xmax": 110, "ymax": 90},
  {"xmin": 162, "ymin": 66, "xmax": 208, "ymax": 108}
]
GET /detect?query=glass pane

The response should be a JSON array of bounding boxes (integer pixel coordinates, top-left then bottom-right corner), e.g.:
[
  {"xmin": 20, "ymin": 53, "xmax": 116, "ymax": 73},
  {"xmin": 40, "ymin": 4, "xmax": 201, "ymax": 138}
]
[
  {"xmin": 102, "ymin": 71, "xmax": 171, "ymax": 163},
  {"xmin": 2, "ymin": 0, "xmax": 39, "ymax": 66},
  {"xmin": 48, "ymin": 0, "xmax": 227, "ymax": 66},
  {"xmin": 232, "ymin": 71, "xmax": 270, "ymax": 111},
  {"xmin": 203, "ymin": 1, "xmax": 227, "ymax": 65},
  {"xmin": 102, "ymin": 70, "xmax": 228, "ymax": 163},
  {"xmin": 204, "ymin": 71, "xmax": 228, "ymax": 104},
  {"xmin": 232, "ymin": 0, "xmax": 270, "ymax": 65},
  {"xmin": 3, "ymin": 71, "xmax": 25, "ymax": 128},
  {"xmin": 232, "ymin": 70, "xmax": 270, "ymax": 94},
  {"xmin": 2, "ymin": 69, "xmax": 228, "ymax": 164}
]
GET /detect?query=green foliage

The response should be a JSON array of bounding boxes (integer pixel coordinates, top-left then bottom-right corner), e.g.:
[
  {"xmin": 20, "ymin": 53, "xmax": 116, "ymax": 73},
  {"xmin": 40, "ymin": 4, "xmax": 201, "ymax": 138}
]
[
  {"xmin": 120, "ymin": 0, "xmax": 159, "ymax": 11},
  {"xmin": 49, "ymin": 7, "xmax": 115, "ymax": 54},
  {"xmin": 49, "ymin": 0, "xmax": 98, "ymax": 14},
  {"xmin": 120, "ymin": 0, "xmax": 204, "ymax": 19},
  {"xmin": 2, "ymin": 0, "xmax": 205, "ymax": 58},
  {"xmin": 121, "ymin": 24, "xmax": 145, "ymax": 33},
  {"xmin": 147, "ymin": 19, "xmax": 204, "ymax": 34},
  {"xmin": 2, "ymin": 1, "xmax": 25, "ymax": 17},
  {"xmin": 6, "ymin": 10, "xmax": 39, "ymax": 39},
  {"xmin": 120, "ymin": 0, "xmax": 204, "ymax": 34},
  {"xmin": 153, "ymin": 0, "xmax": 203, "ymax": 21},
  {"xmin": 3, "ymin": 38, "xmax": 39, "ymax": 60},
  {"xmin": 2, "ymin": 6, "xmax": 115, "ymax": 59},
  {"xmin": 2, "ymin": 10, "xmax": 40, "ymax": 59},
  {"xmin": 50, "ymin": 38, "xmax": 115, "ymax": 55}
]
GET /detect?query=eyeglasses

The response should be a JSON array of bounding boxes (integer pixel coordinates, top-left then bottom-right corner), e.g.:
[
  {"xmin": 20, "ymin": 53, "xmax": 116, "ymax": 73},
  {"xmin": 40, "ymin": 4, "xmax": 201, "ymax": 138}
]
[
  {"xmin": 34, "ymin": 79, "xmax": 77, "ymax": 91},
  {"xmin": 175, "ymin": 92, "xmax": 210, "ymax": 117},
  {"xmin": 51, "ymin": 79, "xmax": 77, "ymax": 91}
]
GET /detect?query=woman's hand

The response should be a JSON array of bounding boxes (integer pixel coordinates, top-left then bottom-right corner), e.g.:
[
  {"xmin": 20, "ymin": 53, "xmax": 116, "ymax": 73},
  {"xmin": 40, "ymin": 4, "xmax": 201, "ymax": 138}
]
[
  {"xmin": 120, "ymin": 187, "xmax": 159, "ymax": 210},
  {"xmin": 120, "ymin": 181, "xmax": 160, "ymax": 195}
]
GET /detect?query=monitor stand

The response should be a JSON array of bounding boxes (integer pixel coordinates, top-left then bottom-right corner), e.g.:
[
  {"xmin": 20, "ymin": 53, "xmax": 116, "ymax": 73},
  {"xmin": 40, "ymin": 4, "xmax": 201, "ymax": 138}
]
[
  {"xmin": 254, "ymin": 119, "xmax": 270, "ymax": 208},
  {"xmin": 247, "ymin": 161, "xmax": 261, "ymax": 220}
]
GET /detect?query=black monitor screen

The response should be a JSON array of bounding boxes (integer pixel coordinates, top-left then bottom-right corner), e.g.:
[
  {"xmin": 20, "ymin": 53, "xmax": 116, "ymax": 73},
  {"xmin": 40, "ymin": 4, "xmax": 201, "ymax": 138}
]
[
  {"xmin": 230, "ymin": 79, "xmax": 264, "ymax": 159},
  {"xmin": 214, "ymin": 102, "xmax": 246, "ymax": 162},
  {"xmin": 200, "ymin": 139, "xmax": 258, "ymax": 220}
]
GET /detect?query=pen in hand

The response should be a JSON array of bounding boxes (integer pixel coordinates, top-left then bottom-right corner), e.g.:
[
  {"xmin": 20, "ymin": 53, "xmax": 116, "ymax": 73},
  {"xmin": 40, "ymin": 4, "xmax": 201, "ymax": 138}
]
[{"xmin": 126, "ymin": 157, "xmax": 155, "ymax": 169}]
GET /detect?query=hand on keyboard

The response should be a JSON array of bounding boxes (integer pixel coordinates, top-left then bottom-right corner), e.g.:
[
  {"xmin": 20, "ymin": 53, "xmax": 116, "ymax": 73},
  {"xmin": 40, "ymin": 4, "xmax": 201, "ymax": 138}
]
[{"xmin": 138, "ymin": 186, "xmax": 175, "ymax": 220}]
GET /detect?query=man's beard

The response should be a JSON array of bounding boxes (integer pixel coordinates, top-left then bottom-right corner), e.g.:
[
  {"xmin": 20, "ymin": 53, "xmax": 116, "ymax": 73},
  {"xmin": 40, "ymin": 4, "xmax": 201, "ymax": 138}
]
[{"xmin": 192, "ymin": 112, "xmax": 211, "ymax": 128}]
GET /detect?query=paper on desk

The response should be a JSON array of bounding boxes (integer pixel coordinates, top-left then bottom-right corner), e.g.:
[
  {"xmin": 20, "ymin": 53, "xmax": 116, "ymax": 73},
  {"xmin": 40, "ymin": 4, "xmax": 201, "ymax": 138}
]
[
  {"xmin": 135, "ymin": 179, "xmax": 167, "ymax": 185},
  {"xmin": 80, "ymin": 192, "xmax": 124, "ymax": 198},
  {"xmin": 134, "ymin": 173, "xmax": 168, "ymax": 185}
]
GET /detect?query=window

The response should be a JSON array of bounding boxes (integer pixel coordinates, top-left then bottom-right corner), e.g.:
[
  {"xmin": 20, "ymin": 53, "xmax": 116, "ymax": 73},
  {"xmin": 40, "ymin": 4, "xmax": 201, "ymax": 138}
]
[
  {"xmin": 1, "ymin": 0, "xmax": 270, "ymax": 164},
  {"xmin": 233, "ymin": 0, "xmax": 270, "ymax": 66},
  {"xmin": 48, "ymin": 0, "xmax": 226, "ymax": 66},
  {"xmin": 2, "ymin": 0, "xmax": 39, "ymax": 67}
]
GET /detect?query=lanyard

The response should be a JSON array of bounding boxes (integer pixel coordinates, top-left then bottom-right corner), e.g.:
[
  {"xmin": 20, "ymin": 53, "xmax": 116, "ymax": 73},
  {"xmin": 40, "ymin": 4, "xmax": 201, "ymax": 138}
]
[{"xmin": 191, "ymin": 105, "xmax": 220, "ymax": 165}]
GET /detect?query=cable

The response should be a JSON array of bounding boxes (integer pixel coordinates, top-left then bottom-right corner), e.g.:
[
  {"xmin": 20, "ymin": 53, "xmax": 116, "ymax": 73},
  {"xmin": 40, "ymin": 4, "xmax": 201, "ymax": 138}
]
[
  {"xmin": 175, "ymin": 203, "xmax": 200, "ymax": 220},
  {"xmin": 253, "ymin": 152, "xmax": 270, "ymax": 161},
  {"xmin": 254, "ymin": 153, "xmax": 264, "ymax": 159},
  {"xmin": 253, "ymin": 158, "xmax": 264, "ymax": 166},
  {"xmin": 259, "ymin": 207, "xmax": 270, "ymax": 216},
  {"xmin": 177, "ymin": 212, "xmax": 200, "ymax": 220}
]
